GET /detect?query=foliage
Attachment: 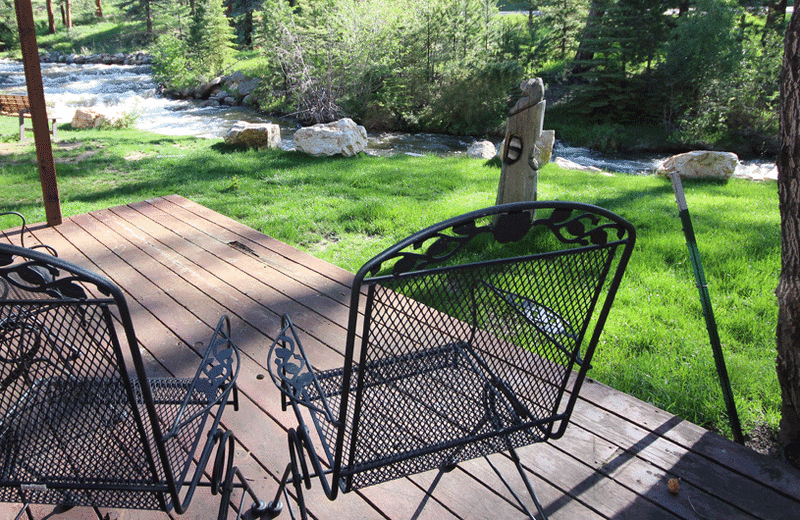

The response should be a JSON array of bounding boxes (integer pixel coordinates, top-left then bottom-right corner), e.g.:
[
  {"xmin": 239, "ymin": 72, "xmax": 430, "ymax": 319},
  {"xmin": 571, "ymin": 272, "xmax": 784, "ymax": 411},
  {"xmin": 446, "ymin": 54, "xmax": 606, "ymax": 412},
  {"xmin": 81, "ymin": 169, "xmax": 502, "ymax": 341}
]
[
  {"xmin": 4, "ymin": 0, "xmax": 786, "ymax": 150},
  {"xmin": 35, "ymin": 19, "xmax": 149, "ymax": 55},
  {"xmin": 661, "ymin": 0, "xmax": 743, "ymax": 127},
  {"xmin": 253, "ymin": 0, "xmax": 521, "ymax": 133},
  {"xmin": 537, "ymin": 0, "xmax": 587, "ymax": 60},
  {"xmin": 187, "ymin": 0, "xmax": 236, "ymax": 81},
  {"xmin": 563, "ymin": 0, "xmax": 674, "ymax": 124},
  {"xmin": 665, "ymin": 6, "xmax": 781, "ymax": 155},
  {"xmin": 97, "ymin": 108, "xmax": 140, "ymax": 129},
  {"xmin": 150, "ymin": 33, "xmax": 196, "ymax": 90},
  {"xmin": 226, "ymin": 0, "xmax": 265, "ymax": 47},
  {"xmin": 555, "ymin": 0, "xmax": 782, "ymax": 155},
  {"xmin": 148, "ymin": 0, "xmax": 235, "ymax": 90},
  {"xmin": 0, "ymin": 0, "xmax": 16, "ymax": 52}
]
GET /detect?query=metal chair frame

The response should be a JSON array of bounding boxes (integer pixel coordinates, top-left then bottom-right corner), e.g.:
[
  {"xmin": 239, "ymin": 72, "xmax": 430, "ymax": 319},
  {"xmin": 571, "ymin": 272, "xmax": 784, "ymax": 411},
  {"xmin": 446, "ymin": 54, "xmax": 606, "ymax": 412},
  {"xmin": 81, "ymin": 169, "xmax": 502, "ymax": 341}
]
[
  {"xmin": 264, "ymin": 201, "xmax": 636, "ymax": 519},
  {"xmin": 0, "ymin": 243, "xmax": 268, "ymax": 520}
]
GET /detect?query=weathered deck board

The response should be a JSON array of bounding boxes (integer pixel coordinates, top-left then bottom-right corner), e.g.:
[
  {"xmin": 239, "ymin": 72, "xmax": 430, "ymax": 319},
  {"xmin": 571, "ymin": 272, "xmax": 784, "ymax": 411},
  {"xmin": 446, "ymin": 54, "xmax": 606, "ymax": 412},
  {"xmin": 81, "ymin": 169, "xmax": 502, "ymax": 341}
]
[{"xmin": 0, "ymin": 195, "xmax": 797, "ymax": 520}]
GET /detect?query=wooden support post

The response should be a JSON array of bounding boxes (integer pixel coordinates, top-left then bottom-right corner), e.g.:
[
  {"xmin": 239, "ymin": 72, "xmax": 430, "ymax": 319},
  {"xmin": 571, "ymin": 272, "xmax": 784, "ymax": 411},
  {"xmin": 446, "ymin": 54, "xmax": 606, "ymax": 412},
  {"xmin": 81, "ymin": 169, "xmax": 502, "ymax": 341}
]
[{"xmin": 14, "ymin": 0, "xmax": 62, "ymax": 227}]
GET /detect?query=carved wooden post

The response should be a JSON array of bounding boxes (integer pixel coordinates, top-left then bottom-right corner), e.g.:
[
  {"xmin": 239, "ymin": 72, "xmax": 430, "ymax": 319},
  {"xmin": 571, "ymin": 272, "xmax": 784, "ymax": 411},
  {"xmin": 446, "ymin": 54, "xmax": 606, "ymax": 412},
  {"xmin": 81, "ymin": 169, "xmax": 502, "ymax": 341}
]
[{"xmin": 496, "ymin": 78, "xmax": 545, "ymax": 206}]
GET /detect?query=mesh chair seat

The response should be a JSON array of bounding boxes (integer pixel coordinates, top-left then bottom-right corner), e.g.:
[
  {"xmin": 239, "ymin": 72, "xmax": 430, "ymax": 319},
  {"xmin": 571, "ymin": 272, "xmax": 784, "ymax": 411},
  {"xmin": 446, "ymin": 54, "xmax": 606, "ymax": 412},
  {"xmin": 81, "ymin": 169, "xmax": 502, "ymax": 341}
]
[{"xmin": 306, "ymin": 343, "xmax": 551, "ymax": 491}]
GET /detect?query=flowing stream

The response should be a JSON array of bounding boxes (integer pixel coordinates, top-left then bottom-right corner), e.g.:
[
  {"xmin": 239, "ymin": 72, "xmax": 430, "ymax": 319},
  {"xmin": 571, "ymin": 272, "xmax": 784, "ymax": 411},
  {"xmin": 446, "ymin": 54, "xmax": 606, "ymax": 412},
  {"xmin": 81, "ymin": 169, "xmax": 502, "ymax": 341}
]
[{"xmin": 0, "ymin": 59, "xmax": 777, "ymax": 180}]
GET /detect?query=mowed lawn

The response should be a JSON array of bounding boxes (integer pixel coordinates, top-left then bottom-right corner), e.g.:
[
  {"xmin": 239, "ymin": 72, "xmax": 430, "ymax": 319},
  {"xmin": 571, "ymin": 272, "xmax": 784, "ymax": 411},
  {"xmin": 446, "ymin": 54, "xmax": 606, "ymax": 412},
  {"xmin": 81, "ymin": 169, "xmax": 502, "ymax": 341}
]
[{"xmin": 0, "ymin": 121, "xmax": 781, "ymax": 442}]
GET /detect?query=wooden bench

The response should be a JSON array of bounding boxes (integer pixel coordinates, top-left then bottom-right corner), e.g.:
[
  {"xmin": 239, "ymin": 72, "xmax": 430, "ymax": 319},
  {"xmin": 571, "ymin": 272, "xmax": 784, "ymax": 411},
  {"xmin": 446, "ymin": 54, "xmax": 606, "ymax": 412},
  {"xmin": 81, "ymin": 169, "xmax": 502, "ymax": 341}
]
[{"xmin": 0, "ymin": 93, "xmax": 57, "ymax": 141}]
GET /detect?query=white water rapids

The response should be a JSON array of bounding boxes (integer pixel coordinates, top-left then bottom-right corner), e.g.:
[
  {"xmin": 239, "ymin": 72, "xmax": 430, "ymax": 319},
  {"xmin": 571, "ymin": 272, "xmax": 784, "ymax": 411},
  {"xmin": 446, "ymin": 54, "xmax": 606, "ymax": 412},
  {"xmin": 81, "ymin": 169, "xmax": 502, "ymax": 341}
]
[{"xmin": 0, "ymin": 59, "xmax": 777, "ymax": 180}]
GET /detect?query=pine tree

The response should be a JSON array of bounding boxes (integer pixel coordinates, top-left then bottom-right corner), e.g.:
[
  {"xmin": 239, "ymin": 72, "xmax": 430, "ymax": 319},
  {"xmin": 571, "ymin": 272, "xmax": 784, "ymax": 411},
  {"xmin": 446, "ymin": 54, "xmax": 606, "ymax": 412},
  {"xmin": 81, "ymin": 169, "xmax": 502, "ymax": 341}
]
[{"xmin": 188, "ymin": 0, "xmax": 236, "ymax": 80}]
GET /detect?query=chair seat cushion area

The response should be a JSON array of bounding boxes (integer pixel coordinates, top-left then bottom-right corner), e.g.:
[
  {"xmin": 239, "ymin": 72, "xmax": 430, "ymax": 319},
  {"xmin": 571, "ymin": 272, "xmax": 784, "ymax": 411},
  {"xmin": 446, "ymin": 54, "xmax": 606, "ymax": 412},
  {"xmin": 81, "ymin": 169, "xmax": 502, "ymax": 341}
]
[
  {"xmin": 0, "ymin": 376, "xmax": 211, "ymax": 510},
  {"xmin": 305, "ymin": 341, "xmax": 552, "ymax": 492}
]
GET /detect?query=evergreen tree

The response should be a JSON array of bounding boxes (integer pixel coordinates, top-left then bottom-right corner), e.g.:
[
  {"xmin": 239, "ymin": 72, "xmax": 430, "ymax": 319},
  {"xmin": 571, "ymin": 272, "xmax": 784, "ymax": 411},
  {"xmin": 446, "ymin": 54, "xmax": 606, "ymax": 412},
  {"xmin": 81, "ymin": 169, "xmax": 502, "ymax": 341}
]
[
  {"xmin": 539, "ymin": 0, "xmax": 586, "ymax": 60},
  {"xmin": 0, "ymin": 0, "xmax": 15, "ymax": 51},
  {"xmin": 228, "ymin": 0, "xmax": 266, "ymax": 48},
  {"xmin": 661, "ymin": 0, "xmax": 742, "ymax": 126},
  {"xmin": 188, "ymin": 0, "xmax": 236, "ymax": 80}
]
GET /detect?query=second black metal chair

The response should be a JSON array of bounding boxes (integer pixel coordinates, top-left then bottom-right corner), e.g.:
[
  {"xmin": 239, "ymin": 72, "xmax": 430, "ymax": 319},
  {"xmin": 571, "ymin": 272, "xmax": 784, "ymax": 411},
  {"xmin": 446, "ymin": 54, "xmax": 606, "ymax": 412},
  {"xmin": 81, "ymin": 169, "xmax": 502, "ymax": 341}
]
[
  {"xmin": 265, "ymin": 201, "xmax": 636, "ymax": 519},
  {"xmin": 0, "ymin": 243, "xmax": 268, "ymax": 519}
]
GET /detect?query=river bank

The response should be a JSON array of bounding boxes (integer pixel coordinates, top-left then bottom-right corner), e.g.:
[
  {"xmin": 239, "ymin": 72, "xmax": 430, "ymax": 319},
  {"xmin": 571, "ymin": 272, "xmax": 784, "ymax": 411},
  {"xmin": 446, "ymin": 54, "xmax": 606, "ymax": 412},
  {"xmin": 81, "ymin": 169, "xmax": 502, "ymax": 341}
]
[{"xmin": 0, "ymin": 57, "xmax": 778, "ymax": 180}]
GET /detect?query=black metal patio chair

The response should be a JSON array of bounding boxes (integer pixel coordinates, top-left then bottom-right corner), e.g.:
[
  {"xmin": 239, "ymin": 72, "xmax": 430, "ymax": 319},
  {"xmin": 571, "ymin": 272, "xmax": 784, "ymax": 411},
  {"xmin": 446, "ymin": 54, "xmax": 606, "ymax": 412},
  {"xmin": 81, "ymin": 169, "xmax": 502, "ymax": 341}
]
[
  {"xmin": 0, "ymin": 243, "xmax": 268, "ymax": 519},
  {"xmin": 264, "ymin": 201, "xmax": 636, "ymax": 519}
]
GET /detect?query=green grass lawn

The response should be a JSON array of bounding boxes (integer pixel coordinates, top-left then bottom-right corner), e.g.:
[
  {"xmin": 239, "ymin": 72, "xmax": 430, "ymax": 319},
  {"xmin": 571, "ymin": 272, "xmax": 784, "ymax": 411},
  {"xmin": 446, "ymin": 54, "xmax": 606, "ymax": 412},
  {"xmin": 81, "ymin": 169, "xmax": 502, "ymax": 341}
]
[{"xmin": 0, "ymin": 121, "xmax": 781, "ymax": 441}]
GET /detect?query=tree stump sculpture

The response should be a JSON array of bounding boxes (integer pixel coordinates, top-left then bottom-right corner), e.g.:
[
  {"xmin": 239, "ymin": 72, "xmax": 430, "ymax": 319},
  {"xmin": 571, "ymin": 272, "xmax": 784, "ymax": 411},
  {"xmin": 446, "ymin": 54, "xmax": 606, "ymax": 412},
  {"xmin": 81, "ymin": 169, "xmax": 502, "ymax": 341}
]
[{"xmin": 496, "ymin": 78, "xmax": 546, "ymax": 205}]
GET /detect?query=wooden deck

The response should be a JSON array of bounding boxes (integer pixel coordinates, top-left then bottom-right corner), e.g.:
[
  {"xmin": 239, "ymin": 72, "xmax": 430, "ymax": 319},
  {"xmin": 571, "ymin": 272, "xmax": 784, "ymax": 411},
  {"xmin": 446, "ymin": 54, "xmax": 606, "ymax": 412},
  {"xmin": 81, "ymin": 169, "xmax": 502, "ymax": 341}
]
[{"xmin": 1, "ymin": 195, "xmax": 798, "ymax": 520}]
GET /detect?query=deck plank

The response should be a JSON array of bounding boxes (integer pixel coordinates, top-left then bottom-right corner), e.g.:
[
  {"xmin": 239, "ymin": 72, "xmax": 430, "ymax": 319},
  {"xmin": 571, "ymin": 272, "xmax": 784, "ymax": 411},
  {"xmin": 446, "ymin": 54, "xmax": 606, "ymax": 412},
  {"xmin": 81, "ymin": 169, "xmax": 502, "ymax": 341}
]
[{"xmin": 1, "ymin": 195, "xmax": 798, "ymax": 520}]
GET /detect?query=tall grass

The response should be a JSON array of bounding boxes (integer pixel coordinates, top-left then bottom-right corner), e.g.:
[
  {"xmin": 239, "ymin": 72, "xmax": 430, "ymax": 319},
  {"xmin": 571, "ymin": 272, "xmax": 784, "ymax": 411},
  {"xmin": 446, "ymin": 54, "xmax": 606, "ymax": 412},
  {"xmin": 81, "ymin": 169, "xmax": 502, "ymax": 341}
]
[{"xmin": 0, "ymin": 121, "xmax": 780, "ymax": 440}]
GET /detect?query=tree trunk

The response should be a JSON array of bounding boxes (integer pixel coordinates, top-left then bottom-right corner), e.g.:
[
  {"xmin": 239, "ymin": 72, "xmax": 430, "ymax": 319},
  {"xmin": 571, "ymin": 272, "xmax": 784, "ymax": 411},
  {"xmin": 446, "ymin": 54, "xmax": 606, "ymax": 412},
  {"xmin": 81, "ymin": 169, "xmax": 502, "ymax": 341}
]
[
  {"xmin": 145, "ymin": 0, "xmax": 152, "ymax": 39},
  {"xmin": 46, "ymin": 0, "xmax": 56, "ymax": 33},
  {"xmin": 777, "ymin": 0, "xmax": 800, "ymax": 447},
  {"xmin": 243, "ymin": 11, "xmax": 253, "ymax": 48},
  {"xmin": 764, "ymin": 0, "xmax": 789, "ymax": 45},
  {"xmin": 571, "ymin": 0, "xmax": 606, "ymax": 76},
  {"xmin": 767, "ymin": 0, "xmax": 789, "ymax": 30},
  {"xmin": 64, "ymin": 0, "xmax": 72, "ymax": 28},
  {"xmin": 95, "ymin": 0, "xmax": 103, "ymax": 18}
]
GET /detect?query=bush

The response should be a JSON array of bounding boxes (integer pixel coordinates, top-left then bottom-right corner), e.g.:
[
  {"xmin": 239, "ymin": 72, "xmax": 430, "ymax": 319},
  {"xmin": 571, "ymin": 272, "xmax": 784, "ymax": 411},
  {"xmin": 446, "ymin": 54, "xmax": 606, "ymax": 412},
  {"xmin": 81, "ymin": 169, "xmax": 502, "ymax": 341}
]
[
  {"xmin": 150, "ymin": 34, "xmax": 197, "ymax": 91},
  {"xmin": 254, "ymin": 0, "xmax": 522, "ymax": 134}
]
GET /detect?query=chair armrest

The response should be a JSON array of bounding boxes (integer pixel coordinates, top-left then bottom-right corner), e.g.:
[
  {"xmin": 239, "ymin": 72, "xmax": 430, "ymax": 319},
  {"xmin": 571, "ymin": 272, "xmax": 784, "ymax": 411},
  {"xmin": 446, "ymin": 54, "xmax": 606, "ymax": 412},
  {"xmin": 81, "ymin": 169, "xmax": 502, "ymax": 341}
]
[
  {"xmin": 163, "ymin": 315, "xmax": 240, "ymax": 439},
  {"xmin": 267, "ymin": 315, "xmax": 337, "ymax": 423}
]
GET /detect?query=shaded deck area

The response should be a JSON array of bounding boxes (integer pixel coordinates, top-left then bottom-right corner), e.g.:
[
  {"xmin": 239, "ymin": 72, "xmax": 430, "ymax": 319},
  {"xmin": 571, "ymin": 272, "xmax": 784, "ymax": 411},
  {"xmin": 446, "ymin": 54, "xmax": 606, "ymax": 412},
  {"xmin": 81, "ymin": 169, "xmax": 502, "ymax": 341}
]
[{"xmin": 1, "ymin": 195, "xmax": 797, "ymax": 520}]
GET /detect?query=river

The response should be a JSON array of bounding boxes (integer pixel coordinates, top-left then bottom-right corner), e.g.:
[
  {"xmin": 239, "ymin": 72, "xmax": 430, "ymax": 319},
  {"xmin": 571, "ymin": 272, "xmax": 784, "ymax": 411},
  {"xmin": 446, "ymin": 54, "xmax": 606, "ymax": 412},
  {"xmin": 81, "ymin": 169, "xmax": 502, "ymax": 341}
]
[{"xmin": 0, "ymin": 59, "xmax": 777, "ymax": 181}]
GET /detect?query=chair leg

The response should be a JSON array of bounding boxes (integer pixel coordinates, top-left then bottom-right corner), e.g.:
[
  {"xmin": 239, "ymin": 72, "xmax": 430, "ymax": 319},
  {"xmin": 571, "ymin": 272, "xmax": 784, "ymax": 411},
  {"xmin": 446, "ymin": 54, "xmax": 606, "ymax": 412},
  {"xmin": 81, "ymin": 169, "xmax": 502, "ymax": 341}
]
[
  {"xmin": 13, "ymin": 503, "xmax": 33, "ymax": 520},
  {"xmin": 265, "ymin": 464, "xmax": 291, "ymax": 519},
  {"xmin": 213, "ymin": 430, "xmax": 270, "ymax": 520},
  {"xmin": 484, "ymin": 450, "xmax": 549, "ymax": 520}
]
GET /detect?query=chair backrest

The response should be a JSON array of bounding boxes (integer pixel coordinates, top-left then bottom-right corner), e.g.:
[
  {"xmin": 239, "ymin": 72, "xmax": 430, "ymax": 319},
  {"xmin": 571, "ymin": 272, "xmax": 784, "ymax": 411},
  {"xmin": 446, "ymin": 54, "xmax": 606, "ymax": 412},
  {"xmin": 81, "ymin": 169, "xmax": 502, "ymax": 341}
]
[
  {"xmin": 0, "ymin": 244, "xmax": 166, "ymax": 509},
  {"xmin": 332, "ymin": 202, "xmax": 635, "ymax": 490}
]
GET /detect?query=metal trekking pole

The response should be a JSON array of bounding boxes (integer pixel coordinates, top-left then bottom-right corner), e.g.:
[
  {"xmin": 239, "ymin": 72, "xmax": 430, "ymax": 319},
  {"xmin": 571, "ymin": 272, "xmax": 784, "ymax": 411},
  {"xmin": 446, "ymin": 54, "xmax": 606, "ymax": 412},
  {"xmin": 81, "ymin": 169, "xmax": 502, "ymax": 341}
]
[{"xmin": 668, "ymin": 171, "xmax": 744, "ymax": 445}]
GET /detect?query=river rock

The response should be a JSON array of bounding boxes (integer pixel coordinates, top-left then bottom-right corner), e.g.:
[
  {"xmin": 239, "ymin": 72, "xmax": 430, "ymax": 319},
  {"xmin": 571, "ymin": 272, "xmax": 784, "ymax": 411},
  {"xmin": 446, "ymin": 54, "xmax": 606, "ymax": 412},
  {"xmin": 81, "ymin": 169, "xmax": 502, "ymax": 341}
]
[
  {"xmin": 71, "ymin": 108, "xmax": 104, "ymax": 129},
  {"xmin": 223, "ymin": 121, "xmax": 281, "ymax": 149},
  {"xmin": 537, "ymin": 130, "xmax": 555, "ymax": 165},
  {"xmin": 554, "ymin": 157, "xmax": 610, "ymax": 175},
  {"xmin": 197, "ymin": 77, "xmax": 224, "ymax": 99},
  {"xmin": 235, "ymin": 78, "xmax": 260, "ymax": 99},
  {"xmin": 467, "ymin": 140, "xmax": 497, "ymax": 159},
  {"xmin": 71, "ymin": 107, "xmax": 128, "ymax": 128},
  {"xmin": 656, "ymin": 151, "xmax": 737, "ymax": 180},
  {"xmin": 294, "ymin": 118, "xmax": 368, "ymax": 157}
]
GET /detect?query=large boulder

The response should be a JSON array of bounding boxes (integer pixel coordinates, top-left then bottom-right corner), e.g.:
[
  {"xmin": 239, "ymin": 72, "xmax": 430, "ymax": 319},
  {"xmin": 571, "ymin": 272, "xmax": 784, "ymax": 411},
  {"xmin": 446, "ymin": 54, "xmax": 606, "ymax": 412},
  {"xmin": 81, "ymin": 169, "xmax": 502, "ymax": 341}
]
[
  {"xmin": 71, "ymin": 108, "xmax": 128, "ymax": 128},
  {"xmin": 656, "ymin": 151, "xmax": 738, "ymax": 181},
  {"xmin": 536, "ymin": 129, "xmax": 555, "ymax": 166},
  {"xmin": 71, "ymin": 108, "xmax": 103, "ymax": 129},
  {"xmin": 294, "ymin": 118, "xmax": 368, "ymax": 157},
  {"xmin": 467, "ymin": 140, "xmax": 497, "ymax": 159},
  {"xmin": 196, "ymin": 77, "xmax": 224, "ymax": 99},
  {"xmin": 223, "ymin": 121, "xmax": 281, "ymax": 149}
]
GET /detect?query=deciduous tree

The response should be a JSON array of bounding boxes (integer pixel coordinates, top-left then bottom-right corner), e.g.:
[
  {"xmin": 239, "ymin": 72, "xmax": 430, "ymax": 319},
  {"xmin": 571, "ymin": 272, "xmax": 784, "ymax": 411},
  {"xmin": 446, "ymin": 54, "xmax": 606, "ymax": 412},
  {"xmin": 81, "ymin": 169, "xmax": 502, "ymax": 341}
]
[{"xmin": 777, "ymin": 0, "xmax": 800, "ymax": 450}]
